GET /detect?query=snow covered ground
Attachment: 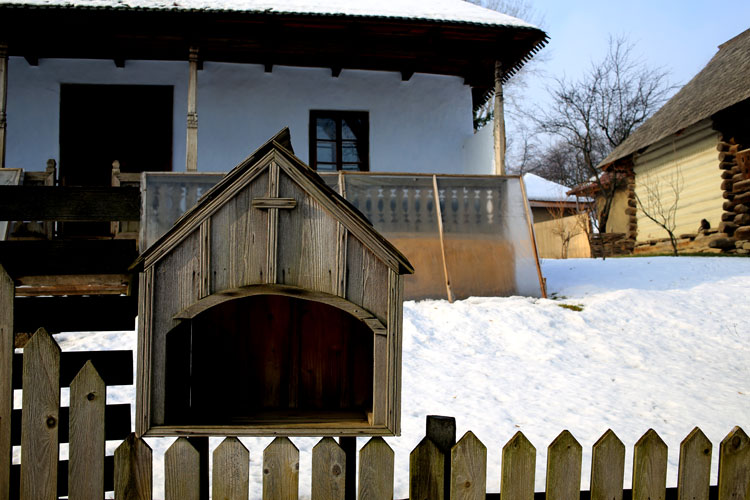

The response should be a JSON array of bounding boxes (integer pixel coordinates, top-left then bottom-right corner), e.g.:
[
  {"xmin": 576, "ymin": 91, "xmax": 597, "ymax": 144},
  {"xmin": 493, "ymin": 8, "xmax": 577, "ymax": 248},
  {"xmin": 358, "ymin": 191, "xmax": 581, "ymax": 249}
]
[{"xmin": 25, "ymin": 256, "xmax": 750, "ymax": 498}]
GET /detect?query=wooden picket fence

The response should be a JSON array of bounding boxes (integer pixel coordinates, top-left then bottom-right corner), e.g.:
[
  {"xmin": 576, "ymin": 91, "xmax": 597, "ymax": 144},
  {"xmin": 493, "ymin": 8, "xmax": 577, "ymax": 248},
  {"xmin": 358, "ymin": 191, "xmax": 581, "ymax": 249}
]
[{"xmin": 8, "ymin": 329, "xmax": 750, "ymax": 500}]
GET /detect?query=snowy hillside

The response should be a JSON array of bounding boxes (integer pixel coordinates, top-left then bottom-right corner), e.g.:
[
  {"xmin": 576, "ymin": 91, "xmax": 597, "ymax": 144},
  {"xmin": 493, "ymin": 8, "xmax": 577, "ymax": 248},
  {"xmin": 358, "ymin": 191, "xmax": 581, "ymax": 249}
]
[{"xmin": 45, "ymin": 256, "xmax": 750, "ymax": 499}]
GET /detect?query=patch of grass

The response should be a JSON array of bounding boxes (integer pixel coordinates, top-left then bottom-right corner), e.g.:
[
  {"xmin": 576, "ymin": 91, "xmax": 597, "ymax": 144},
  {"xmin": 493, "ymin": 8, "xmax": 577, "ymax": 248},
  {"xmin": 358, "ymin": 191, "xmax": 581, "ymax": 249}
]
[
  {"xmin": 558, "ymin": 303, "xmax": 584, "ymax": 312},
  {"xmin": 549, "ymin": 292, "xmax": 568, "ymax": 300}
]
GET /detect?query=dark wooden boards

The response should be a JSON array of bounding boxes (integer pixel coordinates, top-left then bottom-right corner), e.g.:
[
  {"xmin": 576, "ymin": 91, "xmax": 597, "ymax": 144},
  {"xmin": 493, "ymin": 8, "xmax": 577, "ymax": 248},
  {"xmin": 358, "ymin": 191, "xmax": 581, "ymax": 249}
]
[
  {"xmin": 0, "ymin": 186, "xmax": 140, "ymax": 221},
  {"xmin": 11, "ymin": 403, "xmax": 131, "ymax": 445},
  {"xmin": 14, "ymin": 295, "xmax": 137, "ymax": 333},
  {"xmin": 13, "ymin": 350, "xmax": 133, "ymax": 389},
  {"xmin": 0, "ymin": 239, "xmax": 138, "ymax": 277},
  {"xmin": 9, "ymin": 455, "xmax": 116, "ymax": 498}
]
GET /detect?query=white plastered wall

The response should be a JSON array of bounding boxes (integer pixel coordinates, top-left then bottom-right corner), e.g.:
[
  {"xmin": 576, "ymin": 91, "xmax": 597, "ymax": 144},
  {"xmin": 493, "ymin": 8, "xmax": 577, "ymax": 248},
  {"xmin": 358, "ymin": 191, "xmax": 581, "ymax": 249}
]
[{"xmin": 5, "ymin": 58, "xmax": 482, "ymax": 175}]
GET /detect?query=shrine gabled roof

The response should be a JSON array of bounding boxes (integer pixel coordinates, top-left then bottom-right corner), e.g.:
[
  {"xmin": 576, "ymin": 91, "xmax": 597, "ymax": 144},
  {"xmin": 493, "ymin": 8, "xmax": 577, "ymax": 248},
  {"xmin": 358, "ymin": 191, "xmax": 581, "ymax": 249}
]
[{"xmin": 133, "ymin": 128, "xmax": 414, "ymax": 275}]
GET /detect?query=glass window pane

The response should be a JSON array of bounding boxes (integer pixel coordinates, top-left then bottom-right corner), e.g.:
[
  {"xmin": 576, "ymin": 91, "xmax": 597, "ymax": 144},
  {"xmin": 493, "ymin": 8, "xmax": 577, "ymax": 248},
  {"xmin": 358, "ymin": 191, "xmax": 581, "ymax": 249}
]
[
  {"xmin": 317, "ymin": 142, "xmax": 336, "ymax": 163},
  {"xmin": 342, "ymin": 118, "xmax": 362, "ymax": 140},
  {"xmin": 316, "ymin": 118, "xmax": 337, "ymax": 141},
  {"xmin": 342, "ymin": 163, "xmax": 361, "ymax": 171},
  {"xmin": 342, "ymin": 141, "xmax": 360, "ymax": 162},
  {"xmin": 316, "ymin": 163, "xmax": 337, "ymax": 171}
]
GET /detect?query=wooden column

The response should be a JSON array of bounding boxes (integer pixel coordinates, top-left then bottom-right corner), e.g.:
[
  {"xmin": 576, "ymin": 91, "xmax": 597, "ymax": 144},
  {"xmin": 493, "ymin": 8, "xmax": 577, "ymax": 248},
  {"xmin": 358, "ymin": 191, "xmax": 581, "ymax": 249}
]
[
  {"xmin": 493, "ymin": 61, "xmax": 506, "ymax": 176},
  {"xmin": 186, "ymin": 47, "xmax": 199, "ymax": 172},
  {"xmin": 0, "ymin": 265, "xmax": 12, "ymax": 500},
  {"xmin": 0, "ymin": 43, "xmax": 8, "ymax": 169}
]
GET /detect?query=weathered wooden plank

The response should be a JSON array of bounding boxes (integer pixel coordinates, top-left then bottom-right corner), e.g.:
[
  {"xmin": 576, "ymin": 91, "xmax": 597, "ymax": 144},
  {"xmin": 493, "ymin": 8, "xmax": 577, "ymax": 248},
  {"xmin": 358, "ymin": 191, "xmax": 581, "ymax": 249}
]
[
  {"xmin": 165, "ymin": 437, "xmax": 200, "ymax": 500},
  {"xmin": 13, "ymin": 273, "xmax": 131, "ymax": 296},
  {"xmin": 0, "ymin": 265, "xmax": 12, "ymax": 500},
  {"xmin": 14, "ymin": 295, "xmax": 137, "ymax": 334},
  {"xmin": 678, "ymin": 428, "xmax": 712, "ymax": 500},
  {"xmin": 114, "ymin": 433, "xmax": 152, "ymax": 500},
  {"xmin": 276, "ymin": 171, "xmax": 339, "ymax": 294},
  {"xmin": 263, "ymin": 436, "xmax": 299, "ymax": 500},
  {"xmin": 13, "ymin": 349, "xmax": 133, "ymax": 389},
  {"xmin": 9, "ymin": 455, "xmax": 115, "ymax": 498},
  {"xmin": 633, "ymin": 429, "xmax": 668, "ymax": 500},
  {"xmin": 718, "ymin": 427, "xmax": 750, "ymax": 500},
  {"xmin": 252, "ymin": 197, "xmax": 297, "ymax": 209},
  {"xmin": 12, "ymin": 402, "xmax": 130, "ymax": 445},
  {"xmin": 427, "ymin": 415, "xmax": 457, "ymax": 500},
  {"xmin": 591, "ymin": 429, "xmax": 625, "ymax": 500},
  {"xmin": 501, "ymin": 432, "xmax": 536, "ymax": 500},
  {"xmin": 69, "ymin": 361, "xmax": 106, "ymax": 500},
  {"xmin": 0, "ymin": 186, "xmax": 140, "ymax": 221},
  {"xmin": 213, "ymin": 437, "xmax": 249, "ymax": 500},
  {"xmin": 0, "ymin": 239, "xmax": 138, "ymax": 277},
  {"xmin": 312, "ymin": 438, "xmax": 346, "ymax": 500},
  {"xmin": 209, "ymin": 172, "xmax": 268, "ymax": 293},
  {"xmin": 410, "ymin": 437, "xmax": 445, "ymax": 500},
  {"xmin": 546, "ymin": 430, "xmax": 582, "ymax": 500},
  {"xmin": 20, "ymin": 328, "xmax": 61, "ymax": 500},
  {"xmin": 450, "ymin": 431, "xmax": 487, "ymax": 500},
  {"xmin": 358, "ymin": 437, "xmax": 394, "ymax": 500}
]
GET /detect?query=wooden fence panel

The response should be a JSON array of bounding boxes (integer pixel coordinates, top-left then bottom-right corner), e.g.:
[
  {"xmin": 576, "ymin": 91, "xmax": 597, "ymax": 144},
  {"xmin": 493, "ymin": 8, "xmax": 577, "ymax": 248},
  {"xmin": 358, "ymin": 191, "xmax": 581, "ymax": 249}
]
[
  {"xmin": 501, "ymin": 432, "xmax": 536, "ymax": 500},
  {"xmin": 547, "ymin": 430, "xmax": 582, "ymax": 500},
  {"xmin": 678, "ymin": 428, "xmax": 712, "ymax": 500},
  {"xmin": 633, "ymin": 429, "xmax": 668, "ymax": 500},
  {"xmin": 358, "ymin": 437, "xmax": 394, "ymax": 500},
  {"xmin": 311, "ymin": 437, "xmax": 346, "ymax": 500},
  {"xmin": 115, "ymin": 433, "xmax": 153, "ymax": 500},
  {"xmin": 263, "ymin": 436, "xmax": 299, "ymax": 500},
  {"xmin": 591, "ymin": 430, "xmax": 625, "ymax": 500},
  {"xmin": 212, "ymin": 437, "xmax": 249, "ymax": 500},
  {"xmin": 0, "ymin": 265, "xmax": 12, "ymax": 500},
  {"xmin": 165, "ymin": 437, "xmax": 200, "ymax": 500},
  {"xmin": 450, "ymin": 431, "xmax": 487, "ymax": 500},
  {"xmin": 20, "ymin": 328, "xmax": 60, "ymax": 500},
  {"xmin": 69, "ymin": 361, "xmax": 106, "ymax": 500},
  {"xmin": 718, "ymin": 427, "xmax": 750, "ymax": 500},
  {"xmin": 410, "ymin": 437, "xmax": 445, "ymax": 500}
]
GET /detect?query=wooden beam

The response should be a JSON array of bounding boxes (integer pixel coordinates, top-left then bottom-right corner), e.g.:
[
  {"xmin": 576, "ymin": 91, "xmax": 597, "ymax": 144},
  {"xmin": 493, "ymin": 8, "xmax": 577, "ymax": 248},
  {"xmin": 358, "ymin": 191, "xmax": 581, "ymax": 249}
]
[
  {"xmin": 0, "ymin": 239, "xmax": 138, "ymax": 277},
  {"xmin": 0, "ymin": 186, "xmax": 140, "ymax": 221},
  {"xmin": 264, "ymin": 62, "xmax": 273, "ymax": 73},
  {"xmin": 14, "ymin": 295, "xmax": 137, "ymax": 334},
  {"xmin": 0, "ymin": 43, "xmax": 7, "ymax": 169},
  {"xmin": 331, "ymin": 66, "xmax": 342, "ymax": 78},
  {"xmin": 14, "ymin": 273, "xmax": 131, "ymax": 296},
  {"xmin": 252, "ymin": 197, "xmax": 297, "ymax": 210},
  {"xmin": 432, "ymin": 175, "xmax": 454, "ymax": 303},
  {"xmin": 0, "ymin": 265, "xmax": 12, "ymax": 500},
  {"xmin": 493, "ymin": 60, "xmax": 506, "ymax": 175},
  {"xmin": 400, "ymin": 69, "xmax": 414, "ymax": 81},
  {"xmin": 23, "ymin": 55, "xmax": 38, "ymax": 66},
  {"xmin": 186, "ymin": 46, "xmax": 199, "ymax": 172},
  {"xmin": 114, "ymin": 57, "xmax": 125, "ymax": 68},
  {"xmin": 13, "ymin": 349, "xmax": 133, "ymax": 390}
]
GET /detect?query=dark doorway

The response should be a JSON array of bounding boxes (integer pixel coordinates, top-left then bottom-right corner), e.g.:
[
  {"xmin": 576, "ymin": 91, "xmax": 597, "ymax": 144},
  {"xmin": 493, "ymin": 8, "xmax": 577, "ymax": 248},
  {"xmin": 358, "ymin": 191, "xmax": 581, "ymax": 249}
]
[
  {"xmin": 59, "ymin": 84, "xmax": 173, "ymax": 186},
  {"xmin": 59, "ymin": 84, "xmax": 173, "ymax": 236}
]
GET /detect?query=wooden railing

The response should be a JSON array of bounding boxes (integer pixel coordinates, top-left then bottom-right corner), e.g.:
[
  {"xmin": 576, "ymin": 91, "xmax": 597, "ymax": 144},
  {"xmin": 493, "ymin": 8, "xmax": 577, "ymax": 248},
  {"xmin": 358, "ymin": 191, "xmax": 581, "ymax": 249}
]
[{"xmin": 5, "ymin": 330, "xmax": 749, "ymax": 500}]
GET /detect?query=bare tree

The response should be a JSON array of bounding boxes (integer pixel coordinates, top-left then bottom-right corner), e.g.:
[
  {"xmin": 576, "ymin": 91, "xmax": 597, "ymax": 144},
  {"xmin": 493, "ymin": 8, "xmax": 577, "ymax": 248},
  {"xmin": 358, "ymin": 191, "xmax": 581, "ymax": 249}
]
[
  {"xmin": 634, "ymin": 164, "xmax": 684, "ymax": 255},
  {"xmin": 536, "ymin": 36, "xmax": 672, "ymax": 232}
]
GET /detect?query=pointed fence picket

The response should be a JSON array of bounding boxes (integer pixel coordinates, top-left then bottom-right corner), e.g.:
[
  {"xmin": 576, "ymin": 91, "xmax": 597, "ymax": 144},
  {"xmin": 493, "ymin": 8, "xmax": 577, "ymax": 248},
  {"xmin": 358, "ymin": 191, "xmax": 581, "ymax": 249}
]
[{"xmin": 4, "ymin": 331, "xmax": 750, "ymax": 500}]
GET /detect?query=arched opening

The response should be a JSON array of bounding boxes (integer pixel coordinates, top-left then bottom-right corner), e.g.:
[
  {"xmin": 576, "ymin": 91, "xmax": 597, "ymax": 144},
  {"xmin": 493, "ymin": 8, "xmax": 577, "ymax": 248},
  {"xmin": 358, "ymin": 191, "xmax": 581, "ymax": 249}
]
[{"xmin": 164, "ymin": 294, "xmax": 374, "ymax": 426}]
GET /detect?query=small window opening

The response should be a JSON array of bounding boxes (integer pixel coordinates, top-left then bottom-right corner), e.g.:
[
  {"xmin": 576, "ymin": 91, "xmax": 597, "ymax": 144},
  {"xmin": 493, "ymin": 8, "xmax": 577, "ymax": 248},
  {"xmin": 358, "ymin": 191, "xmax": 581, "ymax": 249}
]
[{"xmin": 309, "ymin": 110, "xmax": 369, "ymax": 171}]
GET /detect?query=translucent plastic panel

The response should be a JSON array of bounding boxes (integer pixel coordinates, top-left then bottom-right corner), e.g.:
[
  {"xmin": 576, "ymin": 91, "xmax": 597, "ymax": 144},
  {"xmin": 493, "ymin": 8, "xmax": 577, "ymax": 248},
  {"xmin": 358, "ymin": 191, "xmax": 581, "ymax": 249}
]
[
  {"xmin": 343, "ymin": 175, "xmax": 447, "ymax": 300},
  {"xmin": 141, "ymin": 172, "xmax": 224, "ymax": 250},
  {"xmin": 436, "ymin": 176, "xmax": 540, "ymax": 298}
]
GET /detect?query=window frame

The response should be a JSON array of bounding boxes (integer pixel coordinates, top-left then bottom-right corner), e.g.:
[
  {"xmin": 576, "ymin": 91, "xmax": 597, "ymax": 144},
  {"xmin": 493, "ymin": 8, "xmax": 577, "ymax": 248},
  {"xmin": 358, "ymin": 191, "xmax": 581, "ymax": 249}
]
[{"xmin": 309, "ymin": 110, "xmax": 370, "ymax": 172}]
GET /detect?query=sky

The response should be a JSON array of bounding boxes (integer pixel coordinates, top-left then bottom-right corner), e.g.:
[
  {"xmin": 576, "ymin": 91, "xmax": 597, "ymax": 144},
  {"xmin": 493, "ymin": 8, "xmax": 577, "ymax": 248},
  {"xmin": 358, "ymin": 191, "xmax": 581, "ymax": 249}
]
[
  {"xmin": 504, "ymin": 0, "xmax": 750, "ymax": 155},
  {"xmin": 522, "ymin": 1, "xmax": 750, "ymax": 98}
]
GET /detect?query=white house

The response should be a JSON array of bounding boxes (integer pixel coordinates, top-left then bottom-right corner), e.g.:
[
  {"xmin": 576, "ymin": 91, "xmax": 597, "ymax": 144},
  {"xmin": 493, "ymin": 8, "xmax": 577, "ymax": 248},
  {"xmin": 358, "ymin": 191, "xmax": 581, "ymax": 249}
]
[{"xmin": 0, "ymin": 0, "xmax": 547, "ymax": 180}]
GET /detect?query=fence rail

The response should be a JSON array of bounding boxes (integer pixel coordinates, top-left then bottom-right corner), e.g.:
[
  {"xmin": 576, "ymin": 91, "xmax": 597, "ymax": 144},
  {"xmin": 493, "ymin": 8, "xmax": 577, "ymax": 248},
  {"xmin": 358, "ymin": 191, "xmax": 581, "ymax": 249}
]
[{"xmin": 6, "ymin": 329, "xmax": 749, "ymax": 500}]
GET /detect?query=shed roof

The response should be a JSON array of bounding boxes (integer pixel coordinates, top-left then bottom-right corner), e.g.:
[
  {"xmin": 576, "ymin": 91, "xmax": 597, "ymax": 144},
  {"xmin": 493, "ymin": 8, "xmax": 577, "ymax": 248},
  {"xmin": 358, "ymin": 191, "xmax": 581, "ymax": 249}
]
[
  {"xmin": 134, "ymin": 128, "xmax": 414, "ymax": 275},
  {"xmin": 600, "ymin": 28, "xmax": 750, "ymax": 167},
  {"xmin": 0, "ymin": 0, "xmax": 536, "ymax": 28}
]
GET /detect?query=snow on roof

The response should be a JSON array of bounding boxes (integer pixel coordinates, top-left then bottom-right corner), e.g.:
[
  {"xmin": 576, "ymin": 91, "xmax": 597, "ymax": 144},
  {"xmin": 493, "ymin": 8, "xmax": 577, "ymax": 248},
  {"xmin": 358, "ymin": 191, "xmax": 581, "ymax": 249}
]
[
  {"xmin": 1, "ymin": 0, "xmax": 538, "ymax": 29},
  {"xmin": 523, "ymin": 173, "xmax": 580, "ymax": 203}
]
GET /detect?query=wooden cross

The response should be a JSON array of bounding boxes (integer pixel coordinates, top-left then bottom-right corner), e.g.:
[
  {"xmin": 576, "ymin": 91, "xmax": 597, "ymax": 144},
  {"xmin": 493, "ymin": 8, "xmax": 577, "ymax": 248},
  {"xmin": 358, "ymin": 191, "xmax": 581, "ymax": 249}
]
[{"xmin": 253, "ymin": 163, "xmax": 297, "ymax": 284}]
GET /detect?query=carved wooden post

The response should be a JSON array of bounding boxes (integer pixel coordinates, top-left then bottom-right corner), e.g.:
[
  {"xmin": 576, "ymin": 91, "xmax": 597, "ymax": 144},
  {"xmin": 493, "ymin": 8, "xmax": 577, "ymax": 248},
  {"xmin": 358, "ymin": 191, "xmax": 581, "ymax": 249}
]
[
  {"xmin": 186, "ymin": 46, "xmax": 199, "ymax": 172},
  {"xmin": 493, "ymin": 61, "xmax": 506, "ymax": 176},
  {"xmin": 0, "ymin": 43, "xmax": 8, "ymax": 169}
]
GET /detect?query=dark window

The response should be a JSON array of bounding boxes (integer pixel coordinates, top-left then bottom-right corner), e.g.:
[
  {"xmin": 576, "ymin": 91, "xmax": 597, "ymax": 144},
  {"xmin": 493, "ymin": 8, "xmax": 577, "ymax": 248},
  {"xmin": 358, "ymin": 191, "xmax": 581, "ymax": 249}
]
[{"xmin": 309, "ymin": 111, "xmax": 369, "ymax": 171}]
